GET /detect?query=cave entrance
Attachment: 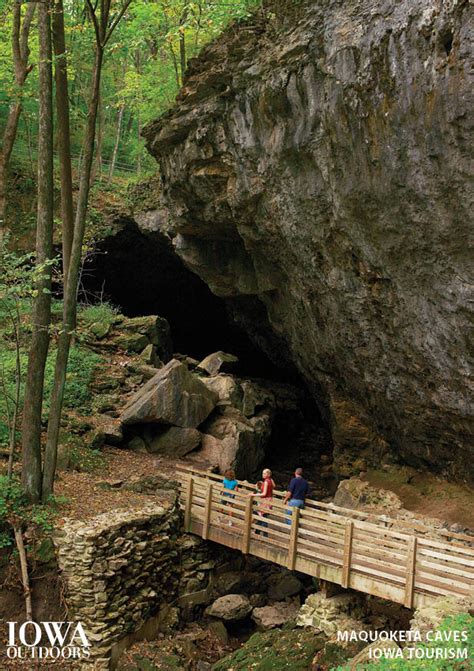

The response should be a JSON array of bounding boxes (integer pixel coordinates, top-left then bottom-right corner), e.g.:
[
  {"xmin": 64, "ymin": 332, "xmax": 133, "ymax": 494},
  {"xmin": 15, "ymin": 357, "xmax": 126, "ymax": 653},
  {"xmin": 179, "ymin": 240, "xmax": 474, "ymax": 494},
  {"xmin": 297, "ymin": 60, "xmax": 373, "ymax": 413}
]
[{"xmin": 80, "ymin": 219, "xmax": 334, "ymax": 487}]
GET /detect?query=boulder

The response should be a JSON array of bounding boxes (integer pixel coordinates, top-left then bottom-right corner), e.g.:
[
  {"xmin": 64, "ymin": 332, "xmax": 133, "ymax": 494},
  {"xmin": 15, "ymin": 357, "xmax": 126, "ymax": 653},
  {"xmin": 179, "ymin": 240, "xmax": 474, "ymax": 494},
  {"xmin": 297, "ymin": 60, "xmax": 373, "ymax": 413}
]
[
  {"xmin": 148, "ymin": 426, "xmax": 201, "ymax": 457},
  {"xmin": 121, "ymin": 359, "xmax": 218, "ymax": 428},
  {"xmin": 205, "ymin": 594, "xmax": 252, "ymax": 622},
  {"xmin": 93, "ymin": 416, "xmax": 123, "ymax": 445},
  {"xmin": 251, "ymin": 601, "xmax": 299, "ymax": 630},
  {"xmin": 333, "ymin": 477, "xmax": 403, "ymax": 512},
  {"xmin": 127, "ymin": 436, "xmax": 148, "ymax": 453},
  {"xmin": 240, "ymin": 381, "xmax": 275, "ymax": 418},
  {"xmin": 201, "ymin": 375, "xmax": 243, "ymax": 408},
  {"xmin": 214, "ymin": 571, "xmax": 264, "ymax": 596},
  {"xmin": 267, "ymin": 573, "xmax": 303, "ymax": 601},
  {"xmin": 197, "ymin": 351, "xmax": 239, "ymax": 376},
  {"xmin": 193, "ymin": 406, "xmax": 272, "ymax": 478}
]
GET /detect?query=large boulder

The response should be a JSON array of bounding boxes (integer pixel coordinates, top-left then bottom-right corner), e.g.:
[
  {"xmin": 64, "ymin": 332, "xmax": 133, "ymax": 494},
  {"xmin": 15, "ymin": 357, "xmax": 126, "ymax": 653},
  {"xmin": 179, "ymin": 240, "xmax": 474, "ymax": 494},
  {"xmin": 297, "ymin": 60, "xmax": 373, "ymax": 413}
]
[
  {"xmin": 333, "ymin": 477, "xmax": 403, "ymax": 512},
  {"xmin": 121, "ymin": 359, "xmax": 218, "ymax": 428},
  {"xmin": 147, "ymin": 426, "xmax": 201, "ymax": 456},
  {"xmin": 267, "ymin": 572, "xmax": 303, "ymax": 601},
  {"xmin": 251, "ymin": 601, "xmax": 299, "ymax": 631},
  {"xmin": 197, "ymin": 351, "xmax": 239, "ymax": 376},
  {"xmin": 205, "ymin": 594, "xmax": 252, "ymax": 622},
  {"xmin": 193, "ymin": 406, "xmax": 272, "ymax": 478},
  {"xmin": 200, "ymin": 374, "xmax": 243, "ymax": 408}
]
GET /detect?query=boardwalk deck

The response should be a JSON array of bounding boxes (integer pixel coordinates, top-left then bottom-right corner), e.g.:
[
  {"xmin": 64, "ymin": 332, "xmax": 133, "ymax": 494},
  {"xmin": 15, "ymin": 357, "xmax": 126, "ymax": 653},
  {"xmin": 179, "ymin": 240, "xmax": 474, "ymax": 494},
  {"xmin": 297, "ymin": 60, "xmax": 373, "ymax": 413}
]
[{"xmin": 178, "ymin": 468, "xmax": 474, "ymax": 610}]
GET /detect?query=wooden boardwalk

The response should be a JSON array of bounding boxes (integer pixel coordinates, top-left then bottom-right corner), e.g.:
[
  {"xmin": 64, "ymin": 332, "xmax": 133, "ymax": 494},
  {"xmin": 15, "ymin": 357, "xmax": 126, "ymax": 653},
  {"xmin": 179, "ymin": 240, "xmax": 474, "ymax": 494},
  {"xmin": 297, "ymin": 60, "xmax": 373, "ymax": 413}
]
[{"xmin": 178, "ymin": 468, "xmax": 474, "ymax": 610}]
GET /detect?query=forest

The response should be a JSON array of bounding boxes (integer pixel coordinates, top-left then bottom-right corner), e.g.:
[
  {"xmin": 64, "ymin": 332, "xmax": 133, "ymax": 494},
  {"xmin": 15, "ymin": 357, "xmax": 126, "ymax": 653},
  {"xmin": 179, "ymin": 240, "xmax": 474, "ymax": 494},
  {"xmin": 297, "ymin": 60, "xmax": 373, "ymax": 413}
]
[{"xmin": 0, "ymin": 0, "xmax": 472, "ymax": 669}]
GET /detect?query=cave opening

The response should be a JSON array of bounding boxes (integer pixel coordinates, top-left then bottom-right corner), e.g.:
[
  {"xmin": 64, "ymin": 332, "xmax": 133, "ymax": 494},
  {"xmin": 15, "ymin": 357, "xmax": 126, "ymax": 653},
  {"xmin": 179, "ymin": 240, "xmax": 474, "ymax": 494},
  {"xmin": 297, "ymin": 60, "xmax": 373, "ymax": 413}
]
[{"xmin": 80, "ymin": 220, "xmax": 334, "ymax": 486}]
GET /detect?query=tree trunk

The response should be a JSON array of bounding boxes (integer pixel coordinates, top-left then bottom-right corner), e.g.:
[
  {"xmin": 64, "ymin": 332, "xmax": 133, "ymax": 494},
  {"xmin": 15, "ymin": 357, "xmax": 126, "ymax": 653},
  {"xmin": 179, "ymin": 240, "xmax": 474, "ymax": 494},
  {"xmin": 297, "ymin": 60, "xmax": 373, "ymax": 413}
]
[
  {"xmin": 42, "ymin": 47, "xmax": 104, "ymax": 500},
  {"xmin": 0, "ymin": 2, "xmax": 36, "ymax": 241},
  {"xmin": 21, "ymin": 0, "xmax": 54, "ymax": 503},
  {"xmin": 14, "ymin": 526, "xmax": 33, "ymax": 621},
  {"xmin": 52, "ymin": 0, "xmax": 74, "ymax": 288},
  {"xmin": 107, "ymin": 104, "xmax": 124, "ymax": 183},
  {"xmin": 179, "ymin": 31, "xmax": 186, "ymax": 85}
]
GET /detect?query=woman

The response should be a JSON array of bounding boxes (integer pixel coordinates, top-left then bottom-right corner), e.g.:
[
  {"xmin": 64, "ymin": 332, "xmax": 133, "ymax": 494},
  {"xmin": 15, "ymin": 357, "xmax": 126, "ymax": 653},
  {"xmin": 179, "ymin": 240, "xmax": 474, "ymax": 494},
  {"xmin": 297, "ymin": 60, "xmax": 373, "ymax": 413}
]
[
  {"xmin": 252, "ymin": 468, "xmax": 275, "ymax": 536},
  {"xmin": 221, "ymin": 468, "xmax": 239, "ymax": 527}
]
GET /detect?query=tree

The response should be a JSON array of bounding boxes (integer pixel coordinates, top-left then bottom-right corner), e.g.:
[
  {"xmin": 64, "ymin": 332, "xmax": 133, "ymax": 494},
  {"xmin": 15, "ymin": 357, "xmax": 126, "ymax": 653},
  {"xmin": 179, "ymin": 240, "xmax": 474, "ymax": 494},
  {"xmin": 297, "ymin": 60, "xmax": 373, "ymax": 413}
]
[
  {"xmin": 21, "ymin": 0, "xmax": 54, "ymax": 503},
  {"xmin": 42, "ymin": 0, "xmax": 132, "ymax": 499},
  {"xmin": 52, "ymin": 0, "xmax": 74, "ymax": 286},
  {"xmin": 0, "ymin": 0, "xmax": 36, "ymax": 240}
]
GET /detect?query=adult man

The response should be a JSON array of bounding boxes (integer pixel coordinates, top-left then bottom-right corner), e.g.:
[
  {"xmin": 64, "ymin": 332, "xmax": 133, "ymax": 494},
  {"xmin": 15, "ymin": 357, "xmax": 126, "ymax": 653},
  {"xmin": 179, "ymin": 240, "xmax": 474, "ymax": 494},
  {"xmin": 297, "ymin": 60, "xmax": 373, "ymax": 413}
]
[{"xmin": 284, "ymin": 468, "xmax": 310, "ymax": 523}]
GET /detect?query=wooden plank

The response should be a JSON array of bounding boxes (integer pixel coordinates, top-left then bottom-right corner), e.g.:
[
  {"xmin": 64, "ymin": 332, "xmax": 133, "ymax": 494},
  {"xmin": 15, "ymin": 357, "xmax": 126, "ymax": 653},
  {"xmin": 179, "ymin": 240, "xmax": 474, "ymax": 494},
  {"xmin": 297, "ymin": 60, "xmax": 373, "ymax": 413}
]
[
  {"xmin": 416, "ymin": 557, "xmax": 474, "ymax": 581},
  {"xmin": 341, "ymin": 520, "xmax": 354, "ymax": 588},
  {"xmin": 417, "ymin": 547, "xmax": 474, "ymax": 567},
  {"xmin": 417, "ymin": 538, "xmax": 474, "ymax": 557},
  {"xmin": 184, "ymin": 476, "xmax": 194, "ymax": 532},
  {"xmin": 404, "ymin": 536, "xmax": 417, "ymax": 608},
  {"xmin": 242, "ymin": 496, "xmax": 254, "ymax": 554},
  {"xmin": 202, "ymin": 483, "xmax": 213, "ymax": 540},
  {"xmin": 287, "ymin": 507, "xmax": 300, "ymax": 571}
]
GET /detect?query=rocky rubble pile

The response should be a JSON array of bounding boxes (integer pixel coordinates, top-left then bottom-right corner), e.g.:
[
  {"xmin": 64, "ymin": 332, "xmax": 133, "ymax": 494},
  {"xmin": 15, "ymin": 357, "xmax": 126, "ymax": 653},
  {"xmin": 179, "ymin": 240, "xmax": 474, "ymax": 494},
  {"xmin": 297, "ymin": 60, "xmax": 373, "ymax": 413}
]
[{"xmin": 120, "ymin": 347, "xmax": 303, "ymax": 480}]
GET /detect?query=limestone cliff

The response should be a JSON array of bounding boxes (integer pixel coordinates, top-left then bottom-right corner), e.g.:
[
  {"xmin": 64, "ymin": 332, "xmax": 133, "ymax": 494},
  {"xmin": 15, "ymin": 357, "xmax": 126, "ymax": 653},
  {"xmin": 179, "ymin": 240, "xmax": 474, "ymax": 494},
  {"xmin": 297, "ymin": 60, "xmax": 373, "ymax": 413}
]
[{"xmin": 143, "ymin": 0, "xmax": 473, "ymax": 480}]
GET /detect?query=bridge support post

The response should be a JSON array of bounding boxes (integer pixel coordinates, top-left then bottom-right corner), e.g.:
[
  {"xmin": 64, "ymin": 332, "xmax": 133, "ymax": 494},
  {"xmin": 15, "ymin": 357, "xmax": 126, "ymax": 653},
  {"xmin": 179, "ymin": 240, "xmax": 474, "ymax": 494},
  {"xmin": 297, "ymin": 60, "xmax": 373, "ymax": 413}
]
[
  {"xmin": 203, "ymin": 483, "xmax": 213, "ymax": 540},
  {"xmin": 287, "ymin": 506, "xmax": 300, "ymax": 571},
  {"xmin": 341, "ymin": 520, "xmax": 354, "ymax": 588},
  {"xmin": 404, "ymin": 536, "xmax": 417, "ymax": 608},
  {"xmin": 184, "ymin": 476, "xmax": 194, "ymax": 533},
  {"xmin": 242, "ymin": 495, "xmax": 254, "ymax": 554}
]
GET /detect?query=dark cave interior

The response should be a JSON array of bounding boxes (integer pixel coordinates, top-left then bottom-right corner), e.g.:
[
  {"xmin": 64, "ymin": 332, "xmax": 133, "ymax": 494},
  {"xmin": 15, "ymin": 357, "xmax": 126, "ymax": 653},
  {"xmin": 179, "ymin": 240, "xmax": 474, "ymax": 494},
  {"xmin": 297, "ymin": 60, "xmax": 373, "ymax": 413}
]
[{"xmin": 80, "ymin": 220, "xmax": 334, "ymax": 482}]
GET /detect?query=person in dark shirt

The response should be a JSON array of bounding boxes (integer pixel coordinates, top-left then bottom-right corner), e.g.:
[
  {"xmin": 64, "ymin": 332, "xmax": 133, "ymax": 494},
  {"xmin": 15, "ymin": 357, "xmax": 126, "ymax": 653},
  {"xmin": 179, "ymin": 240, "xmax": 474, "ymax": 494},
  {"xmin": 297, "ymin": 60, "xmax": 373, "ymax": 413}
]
[{"xmin": 284, "ymin": 467, "xmax": 310, "ymax": 524}]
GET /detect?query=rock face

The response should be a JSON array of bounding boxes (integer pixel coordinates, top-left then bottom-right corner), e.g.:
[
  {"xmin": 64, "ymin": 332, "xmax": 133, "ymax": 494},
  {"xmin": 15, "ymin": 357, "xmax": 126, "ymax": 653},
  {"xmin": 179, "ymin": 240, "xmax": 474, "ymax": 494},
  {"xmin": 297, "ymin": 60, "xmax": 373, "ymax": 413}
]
[
  {"xmin": 143, "ymin": 0, "xmax": 473, "ymax": 481},
  {"xmin": 121, "ymin": 359, "xmax": 218, "ymax": 428}
]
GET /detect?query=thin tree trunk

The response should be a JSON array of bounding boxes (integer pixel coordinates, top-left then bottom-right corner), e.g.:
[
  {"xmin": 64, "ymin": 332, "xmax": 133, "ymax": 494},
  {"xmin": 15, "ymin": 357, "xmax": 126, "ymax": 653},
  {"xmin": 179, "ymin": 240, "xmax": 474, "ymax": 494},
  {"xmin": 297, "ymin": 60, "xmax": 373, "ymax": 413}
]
[
  {"xmin": 169, "ymin": 44, "xmax": 180, "ymax": 87},
  {"xmin": 7, "ymin": 304, "xmax": 21, "ymax": 481},
  {"xmin": 137, "ymin": 112, "xmax": 142, "ymax": 175},
  {"xmin": 179, "ymin": 31, "xmax": 186, "ymax": 84},
  {"xmin": 52, "ymin": 0, "xmax": 74, "ymax": 289},
  {"xmin": 0, "ymin": 2, "xmax": 36, "ymax": 241},
  {"xmin": 107, "ymin": 104, "xmax": 124, "ymax": 183},
  {"xmin": 14, "ymin": 526, "xmax": 33, "ymax": 621},
  {"xmin": 21, "ymin": 0, "xmax": 54, "ymax": 503},
  {"xmin": 42, "ymin": 47, "xmax": 104, "ymax": 500}
]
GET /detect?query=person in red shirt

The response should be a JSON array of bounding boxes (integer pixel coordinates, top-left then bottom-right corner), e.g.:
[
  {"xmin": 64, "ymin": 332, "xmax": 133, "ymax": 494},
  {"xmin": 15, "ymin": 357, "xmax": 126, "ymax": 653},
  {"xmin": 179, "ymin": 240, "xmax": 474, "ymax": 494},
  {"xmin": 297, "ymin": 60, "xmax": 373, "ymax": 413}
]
[{"xmin": 252, "ymin": 468, "xmax": 275, "ymax": 536}]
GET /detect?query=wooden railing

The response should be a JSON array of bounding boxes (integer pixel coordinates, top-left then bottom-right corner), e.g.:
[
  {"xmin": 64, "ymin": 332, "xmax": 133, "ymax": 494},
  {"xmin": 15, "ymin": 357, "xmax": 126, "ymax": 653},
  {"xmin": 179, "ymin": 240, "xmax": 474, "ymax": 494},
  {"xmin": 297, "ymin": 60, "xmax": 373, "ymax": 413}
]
[{"xmin": 178, "ymin": 467, "xmax": 474, "ymax": 610}]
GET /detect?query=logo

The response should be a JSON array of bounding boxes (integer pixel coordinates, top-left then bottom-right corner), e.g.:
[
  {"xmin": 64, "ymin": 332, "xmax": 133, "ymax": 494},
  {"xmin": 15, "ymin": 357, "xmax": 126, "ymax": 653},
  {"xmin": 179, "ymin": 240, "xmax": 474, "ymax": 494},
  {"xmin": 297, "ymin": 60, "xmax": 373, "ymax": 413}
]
[{"xmin": 6, "ymin": 621, "xmax": 91, "ymax": 661}]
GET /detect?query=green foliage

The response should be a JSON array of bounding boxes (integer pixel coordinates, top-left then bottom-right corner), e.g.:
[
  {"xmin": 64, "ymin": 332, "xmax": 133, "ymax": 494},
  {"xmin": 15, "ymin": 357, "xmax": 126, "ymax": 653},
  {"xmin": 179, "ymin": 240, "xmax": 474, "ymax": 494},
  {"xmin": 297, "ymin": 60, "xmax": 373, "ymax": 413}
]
[
  {"xmin": 69, "ymin": 445, "xmax": 105, "ymax": 473},
  {"xmin": 1, "ymin": 0, "xmax": 263, "ymax": 182},
  {"xmin": 332, "ymin": 613, "xmax": 473, "ymax": 671},
  {"xmin": 213, "ymin": 628, "xmax": 325, "ymax": 670},
  {"xmin": 78, "ymin": 301, "xmax": 119, "ymax": 328},
  {"xmin": 0, "ymin": 475, "xmax": 67, "ymax": 549}
]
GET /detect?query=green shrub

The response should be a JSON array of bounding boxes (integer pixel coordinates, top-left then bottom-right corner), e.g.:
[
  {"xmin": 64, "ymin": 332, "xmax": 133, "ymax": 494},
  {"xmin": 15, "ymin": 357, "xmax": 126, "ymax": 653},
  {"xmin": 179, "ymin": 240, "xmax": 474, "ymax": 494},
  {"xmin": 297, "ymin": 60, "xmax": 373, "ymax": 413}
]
[
  {"xmin": 69, "ymin": 445, "xmax": 105, "ymax": 473},
  {"xmin": 78, "ymin": 301, "xmax": 119, "ymax": 327}
]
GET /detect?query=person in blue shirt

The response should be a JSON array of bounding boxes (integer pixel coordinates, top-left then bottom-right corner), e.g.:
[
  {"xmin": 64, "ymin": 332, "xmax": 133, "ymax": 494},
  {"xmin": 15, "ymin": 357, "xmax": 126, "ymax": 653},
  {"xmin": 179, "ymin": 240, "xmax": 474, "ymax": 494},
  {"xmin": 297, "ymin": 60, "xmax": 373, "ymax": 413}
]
[
  {"xmin": 284, "ymin": 467, "xmax": 310, "ymax": 524},
  {"xmin": 222, "ymin": 468, "xmax": 239, "ymax": 526}
]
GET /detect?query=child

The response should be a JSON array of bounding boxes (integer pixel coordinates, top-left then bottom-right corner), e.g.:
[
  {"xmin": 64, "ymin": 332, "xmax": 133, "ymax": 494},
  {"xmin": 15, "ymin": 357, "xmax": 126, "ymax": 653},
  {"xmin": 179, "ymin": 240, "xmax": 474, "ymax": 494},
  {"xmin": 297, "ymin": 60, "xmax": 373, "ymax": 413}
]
[{"xmin": 222, "ymin": 468, "xmax": 239, "ymax": 526}]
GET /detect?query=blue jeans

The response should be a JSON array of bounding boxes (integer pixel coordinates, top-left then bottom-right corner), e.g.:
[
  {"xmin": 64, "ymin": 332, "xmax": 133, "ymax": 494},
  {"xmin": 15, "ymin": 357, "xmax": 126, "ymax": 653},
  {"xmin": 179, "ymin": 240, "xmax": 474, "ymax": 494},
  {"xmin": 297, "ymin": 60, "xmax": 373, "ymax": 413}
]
[{"xmin": 285, "ymin": 499, "xmax": 305, "ymax": 525}]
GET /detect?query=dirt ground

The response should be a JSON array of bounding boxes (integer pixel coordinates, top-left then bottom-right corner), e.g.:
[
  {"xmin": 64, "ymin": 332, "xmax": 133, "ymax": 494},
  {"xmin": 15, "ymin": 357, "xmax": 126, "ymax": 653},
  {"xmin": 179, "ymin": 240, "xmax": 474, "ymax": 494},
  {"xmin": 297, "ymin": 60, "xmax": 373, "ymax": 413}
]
[{"xmin": 366, "ymin": 467, "xmax": 474, "ymax": 529}]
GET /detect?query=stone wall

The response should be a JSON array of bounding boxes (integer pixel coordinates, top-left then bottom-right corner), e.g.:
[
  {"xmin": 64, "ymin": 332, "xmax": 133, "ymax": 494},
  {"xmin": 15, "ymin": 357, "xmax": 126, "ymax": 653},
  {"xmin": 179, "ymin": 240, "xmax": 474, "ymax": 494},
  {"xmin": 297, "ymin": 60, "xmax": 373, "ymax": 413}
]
[
  {"xmin": 53, "ymin": 504, "xmax": 180, "ymax": 668},
  {"xmin": 53, "ymin": 503, "xmax": 238, "ymax": 669}
]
